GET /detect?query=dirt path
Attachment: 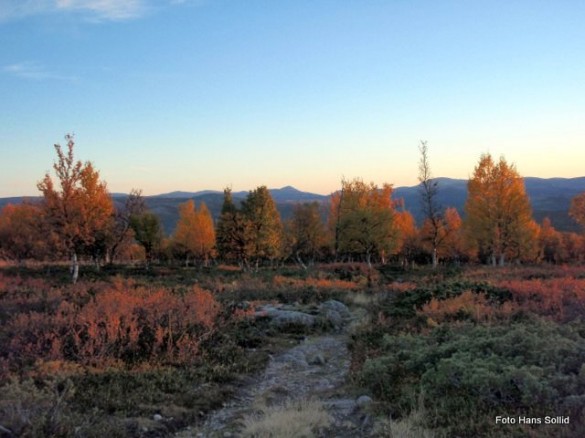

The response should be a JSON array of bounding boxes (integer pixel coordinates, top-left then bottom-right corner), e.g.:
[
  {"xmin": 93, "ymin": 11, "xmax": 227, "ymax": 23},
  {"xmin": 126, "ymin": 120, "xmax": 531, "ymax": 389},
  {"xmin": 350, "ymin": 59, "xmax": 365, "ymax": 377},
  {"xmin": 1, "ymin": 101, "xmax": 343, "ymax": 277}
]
[{"xmin": 175, "ymin": 321, "xmax": 373, "ymax": 437}]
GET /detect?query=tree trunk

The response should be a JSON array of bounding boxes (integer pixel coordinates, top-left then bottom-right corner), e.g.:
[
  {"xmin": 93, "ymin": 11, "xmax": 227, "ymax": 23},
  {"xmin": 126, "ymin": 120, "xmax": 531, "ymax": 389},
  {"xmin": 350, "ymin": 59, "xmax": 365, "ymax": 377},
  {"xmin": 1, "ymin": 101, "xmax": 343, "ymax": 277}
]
[
  {"xmin": 499, "ymin": 253, "xmax": 505, "ymax": 267},
  {"xmin": 295, "ymin": 251, "xmax": 307, "ymax": 270},
  {"xmin": 432, "ymin": 247, "xmax": 438, "ymax": 269},
  {"xmin": 71, "ymin": 252, "xmax": 79, "ymax": 284}
]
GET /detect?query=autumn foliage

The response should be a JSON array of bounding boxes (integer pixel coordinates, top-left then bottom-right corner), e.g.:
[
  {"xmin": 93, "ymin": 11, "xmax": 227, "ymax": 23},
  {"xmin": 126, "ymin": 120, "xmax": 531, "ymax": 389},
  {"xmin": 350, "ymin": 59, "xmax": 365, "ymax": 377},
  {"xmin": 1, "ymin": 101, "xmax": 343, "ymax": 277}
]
[
  {"xmin": 329, "ymin": 178, "xmax": 398, "ymax": 266},
  {"xmin": 1, "ymin": 132, "xmax": 584, "ymax": 271},
  {"xmin": 0, "ymin": 203, "xmax": 52, "ymax": 262},
  {"xmin": 2, "ymin": 135, "xmax": 585, "ymax": 268},
  {"xmin": 37, "ymin": 135, "xmax": 114, "ymax": 281},
  {"xmin": 1, "ymin": 277, "xmax": 221, "ymax": 379},
  {"xmin": 173, "ymin": 199, "xmax": 216, "ymax": 266},
  {"xmin": 465, "ymin": 154, "xmax": 535, "ymax": 265}
]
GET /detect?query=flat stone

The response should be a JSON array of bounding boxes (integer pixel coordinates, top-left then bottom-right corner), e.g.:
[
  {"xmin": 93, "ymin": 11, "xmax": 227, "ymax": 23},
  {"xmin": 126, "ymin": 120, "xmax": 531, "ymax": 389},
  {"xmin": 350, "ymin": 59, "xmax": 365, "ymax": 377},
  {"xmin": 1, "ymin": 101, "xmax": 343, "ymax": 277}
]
[
  {"xmin": 356, "ymin": 395, "xmax": 373, "ymax": 410},
  {"xmin": 271, "ymin": 310, "xmax": 316, "ymax": 328},
  {"xmin": 319, "ymin": 300, "xmax": 351, "ymax": 318}
]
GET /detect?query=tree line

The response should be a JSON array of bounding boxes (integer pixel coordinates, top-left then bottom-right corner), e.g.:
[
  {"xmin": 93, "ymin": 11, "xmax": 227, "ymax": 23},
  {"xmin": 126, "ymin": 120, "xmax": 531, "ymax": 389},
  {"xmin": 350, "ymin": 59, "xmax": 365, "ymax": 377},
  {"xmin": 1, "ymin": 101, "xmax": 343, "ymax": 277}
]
[{"xmin": 1, "ymin": 135, "xmax": 585, "ymax": 282}]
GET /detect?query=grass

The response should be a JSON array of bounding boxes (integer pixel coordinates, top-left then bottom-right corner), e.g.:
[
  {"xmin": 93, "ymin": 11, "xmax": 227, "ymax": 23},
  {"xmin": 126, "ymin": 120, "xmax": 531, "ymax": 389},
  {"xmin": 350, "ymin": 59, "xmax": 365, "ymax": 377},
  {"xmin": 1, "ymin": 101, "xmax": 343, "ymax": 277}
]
[
  {"xmin": 371, "ymin": 407, "xmax": 435, "ymax": 438},
  {"xmin": 241, "ymin": 399, "xmax": 331, "ymax": 438}
]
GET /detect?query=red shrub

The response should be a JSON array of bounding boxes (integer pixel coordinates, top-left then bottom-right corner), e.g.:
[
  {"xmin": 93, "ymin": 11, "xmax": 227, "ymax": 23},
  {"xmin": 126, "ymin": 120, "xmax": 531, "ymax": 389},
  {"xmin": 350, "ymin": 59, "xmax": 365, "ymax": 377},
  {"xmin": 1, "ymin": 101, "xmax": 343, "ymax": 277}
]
[
  {"xmin": 2, "ymin": 279, "xmax": 221, "ymax": 378},
  {"xmin": 497, "ymin": 277, "xmax": 585, "ymax": 322}
]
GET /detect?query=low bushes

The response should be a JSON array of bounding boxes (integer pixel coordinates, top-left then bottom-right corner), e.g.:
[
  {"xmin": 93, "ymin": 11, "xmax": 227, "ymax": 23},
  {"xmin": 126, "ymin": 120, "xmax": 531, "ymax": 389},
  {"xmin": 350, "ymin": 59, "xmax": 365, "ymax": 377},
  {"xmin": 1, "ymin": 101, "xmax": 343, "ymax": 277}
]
[
  {"xmin": 351, "ymin": 265, "xmax": 585, "ymax": 437},
  {"xmin": 2, "ymin": 278, "xmax": 221, "ymax": 379},
  {"xmin": 358, "ymin": 320, "xmax": 585, "ymax": 436}
]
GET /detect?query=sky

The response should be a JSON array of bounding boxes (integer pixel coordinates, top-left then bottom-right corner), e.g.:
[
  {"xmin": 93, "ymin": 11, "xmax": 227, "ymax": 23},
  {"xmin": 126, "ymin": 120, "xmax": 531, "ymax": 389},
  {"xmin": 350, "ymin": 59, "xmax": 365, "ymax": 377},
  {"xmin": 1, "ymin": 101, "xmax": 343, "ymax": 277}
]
[{"xmin": 1, "ymin": 0, "xmax": 584, "ymax": 197}]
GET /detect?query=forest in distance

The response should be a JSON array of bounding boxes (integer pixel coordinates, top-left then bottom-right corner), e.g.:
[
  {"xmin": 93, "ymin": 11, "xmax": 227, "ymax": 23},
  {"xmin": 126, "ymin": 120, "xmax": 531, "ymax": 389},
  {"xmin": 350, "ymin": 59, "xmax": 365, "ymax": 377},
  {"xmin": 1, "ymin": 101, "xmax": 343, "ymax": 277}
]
[
  {"xmin": 2, "ymin": 137, "xmax": 585, "ymax": 276},
  {"xmin": 1, "ymin": 136, "xmax": 584, "ymax": 437}
]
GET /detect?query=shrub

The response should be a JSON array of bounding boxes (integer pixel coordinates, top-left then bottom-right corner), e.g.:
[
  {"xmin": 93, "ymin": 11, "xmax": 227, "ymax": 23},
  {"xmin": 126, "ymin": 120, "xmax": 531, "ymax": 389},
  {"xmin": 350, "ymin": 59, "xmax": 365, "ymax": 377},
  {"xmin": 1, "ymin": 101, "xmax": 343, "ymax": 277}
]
[
  {"xmin": 3, "ymin": 280, "xmax": 221, "ymax": 376},
  {"xmin": 497, "ymin": 277, "xmax": 585, "ymax": 322},
  {"xmin": 371, "ymin": 280, "xmax": 512, "ymax": 326},
  {"xmin": 0, "ymin": 378, "xmax": 77, "ymax": 437},
  {"xmin": 357, "ymin": 320, "xmax": 585, "ymax": 436}
]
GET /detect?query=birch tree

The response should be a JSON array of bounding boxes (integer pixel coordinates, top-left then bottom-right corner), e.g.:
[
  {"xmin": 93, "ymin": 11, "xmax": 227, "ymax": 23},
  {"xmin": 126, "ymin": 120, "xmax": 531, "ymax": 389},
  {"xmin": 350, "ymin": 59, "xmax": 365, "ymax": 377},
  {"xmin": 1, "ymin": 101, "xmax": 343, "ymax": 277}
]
[
  {"xmin": 464, "ymin": 154, "xmax": 534, "ymax": 265},
  {"xmin": 37, "ymin": 135, "xmax": 113, "ymax": 282}
]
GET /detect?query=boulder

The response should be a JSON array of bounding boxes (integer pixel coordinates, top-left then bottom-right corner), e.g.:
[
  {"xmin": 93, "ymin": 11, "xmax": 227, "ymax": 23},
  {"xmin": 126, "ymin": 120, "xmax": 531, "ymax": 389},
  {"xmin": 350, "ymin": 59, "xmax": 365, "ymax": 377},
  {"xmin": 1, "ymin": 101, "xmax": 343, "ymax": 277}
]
[
  {"xmin": 271, "ymin": 310, "xmax": 316, "ymax": 328},
  {"xmin": 255, "ymin": 304, "xmax": 316, "ymax": 329},
  {"xmin": 319, "ymin": 300, "xmax": 351, "ymax": 319},
  {"xmin": 319, "ymin": 300, "xmax": 351, "ymax": 329},
  {"xmin": 356, "ymin": 395, "xmax": 373, "ymax": 410}
]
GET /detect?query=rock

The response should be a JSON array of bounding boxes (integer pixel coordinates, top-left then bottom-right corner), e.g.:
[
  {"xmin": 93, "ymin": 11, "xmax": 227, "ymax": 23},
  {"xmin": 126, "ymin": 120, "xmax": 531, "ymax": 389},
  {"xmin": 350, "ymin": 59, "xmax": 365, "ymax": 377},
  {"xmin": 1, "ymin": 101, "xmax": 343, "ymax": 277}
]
[
  {"xmin": 279, "ymin": 349, "xmax": 308, "ymax": 368},
  {"xmin": 324, "ymin": 399, "xmax": 357, "ymax": 415},
  {"xmin": 320, "ymin": 300, "xmax": 351, "ymax": 318},
  {"xmin": 319, "ymin": 300, "xmax": 351, "ymax": 329},
  {"xmin": 356, "ymin": 395, "xmax": 373, "ymax": 410},
  {"xmin": 153, "ymin": 414, "xmax": 163, "ymax": 422},
  {"xmin": 271, "ymin": 310, "xmax": 316, "ymax": 328},
  {"xmin": 321, "ymin": 309, "xmax": 343, "ymax": 328},
  {"xmin": 307, "ymin": 352, "xmax": 326, "ymax": 365}
]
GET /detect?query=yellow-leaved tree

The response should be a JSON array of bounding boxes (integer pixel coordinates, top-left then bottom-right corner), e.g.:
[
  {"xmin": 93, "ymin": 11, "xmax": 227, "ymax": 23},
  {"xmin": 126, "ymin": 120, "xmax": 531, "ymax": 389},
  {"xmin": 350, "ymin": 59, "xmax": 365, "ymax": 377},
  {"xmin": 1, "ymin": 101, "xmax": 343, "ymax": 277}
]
[
  {"xmin": 241, "ymin": 186, "xmax": 283, "ymax": 268},
  {"xmin": 173, "ymin": 199, "xmax": 216, "ymax": 266},
  {"xmin": 329, "ymin": 178, "xmax": 397, "ymax": 267},
  {"xmin": 464, "ymin": 154, "xmax": 535, "ymax": 266}
]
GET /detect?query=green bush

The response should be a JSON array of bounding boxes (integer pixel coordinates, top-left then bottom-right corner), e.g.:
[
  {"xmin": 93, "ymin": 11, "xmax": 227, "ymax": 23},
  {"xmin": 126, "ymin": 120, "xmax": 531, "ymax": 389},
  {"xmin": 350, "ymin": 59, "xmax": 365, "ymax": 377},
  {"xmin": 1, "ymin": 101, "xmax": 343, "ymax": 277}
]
[{"xmin": 358, "ymin": 320, "xmax": 585, "ymax": 436}]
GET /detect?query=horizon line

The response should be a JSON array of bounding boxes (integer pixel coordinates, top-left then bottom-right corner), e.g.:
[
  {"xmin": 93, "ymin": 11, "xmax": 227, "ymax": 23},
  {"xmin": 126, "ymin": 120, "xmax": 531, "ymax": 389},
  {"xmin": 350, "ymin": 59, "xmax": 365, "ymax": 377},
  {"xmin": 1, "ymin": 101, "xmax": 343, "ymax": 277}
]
[{"xmin": 3, "ymin": 175, "xmax": 585, "ymax": 199}]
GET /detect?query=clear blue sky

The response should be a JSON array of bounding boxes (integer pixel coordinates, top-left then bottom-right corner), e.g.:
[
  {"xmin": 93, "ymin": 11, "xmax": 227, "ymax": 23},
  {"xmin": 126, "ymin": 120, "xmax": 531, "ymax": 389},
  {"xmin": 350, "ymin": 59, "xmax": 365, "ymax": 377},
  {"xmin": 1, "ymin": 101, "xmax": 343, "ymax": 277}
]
[{"xmin": 1, "ymin": 0, "xmax": 584, "ymax": 197}]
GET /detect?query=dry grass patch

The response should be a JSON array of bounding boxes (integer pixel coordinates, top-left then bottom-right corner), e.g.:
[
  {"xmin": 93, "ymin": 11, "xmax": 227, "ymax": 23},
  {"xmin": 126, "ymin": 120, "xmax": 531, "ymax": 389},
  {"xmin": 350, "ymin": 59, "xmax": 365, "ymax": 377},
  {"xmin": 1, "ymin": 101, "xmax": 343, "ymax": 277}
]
[
  {"xmin": 241, "ymin": 399, "xmax": 331, "ymax": 438},
  {"xmin": 371, "ymin": 408, "xmax": 435, "ymax": 438}
]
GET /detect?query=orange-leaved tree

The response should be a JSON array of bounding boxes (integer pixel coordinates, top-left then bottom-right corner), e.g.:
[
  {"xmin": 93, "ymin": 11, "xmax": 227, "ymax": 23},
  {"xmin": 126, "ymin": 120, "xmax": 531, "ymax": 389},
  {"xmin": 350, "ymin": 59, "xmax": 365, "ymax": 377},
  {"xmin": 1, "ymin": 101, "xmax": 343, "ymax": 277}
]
[
  {"xmin": 569, "ymin": 192, "xmax": 585, "ymax": 231},
  {"xmin": 393, "ymin": 209, "xmax": 419, "ymax": 268},
  {"xmin": 0, "ymin": 202, "xmax": 54, "ymax": 262},
  {"xmin": 538, "ymin": 217, "xmax": 562, "ymax": 263},
  {"xmin": 37, "ymin": 134, "xmax": 113, "ymax": 282},
  {"xmin": 437, "ymin": 207, "xmax": 466, "ymax": 263},
  {"xmin": 173, "ymin": 199, "xmax": 216, "ymax": 266},
  {"xmin": 464, "ymin": 154, "xmax": 534, "ymax": 266}
]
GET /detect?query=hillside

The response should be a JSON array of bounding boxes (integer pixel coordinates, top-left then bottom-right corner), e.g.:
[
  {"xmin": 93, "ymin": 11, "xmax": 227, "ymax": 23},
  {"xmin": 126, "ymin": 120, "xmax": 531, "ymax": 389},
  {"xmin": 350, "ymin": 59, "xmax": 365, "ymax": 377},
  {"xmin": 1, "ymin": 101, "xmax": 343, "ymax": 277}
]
[
  {"xmin": 394, "ymin": 177, "xmax": 585, "ymax": 232},
  {"xmin": 2, "ymin": 178, "xmax": 585, "ymax": 234}
]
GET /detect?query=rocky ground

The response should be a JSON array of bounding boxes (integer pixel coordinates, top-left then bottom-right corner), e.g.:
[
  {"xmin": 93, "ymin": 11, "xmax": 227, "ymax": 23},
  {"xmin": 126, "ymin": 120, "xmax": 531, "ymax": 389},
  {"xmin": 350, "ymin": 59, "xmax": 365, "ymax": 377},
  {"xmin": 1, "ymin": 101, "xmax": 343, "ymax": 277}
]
[{"xmin": 175, "ymin": 300, "xmax": 376, "ymax": 438}]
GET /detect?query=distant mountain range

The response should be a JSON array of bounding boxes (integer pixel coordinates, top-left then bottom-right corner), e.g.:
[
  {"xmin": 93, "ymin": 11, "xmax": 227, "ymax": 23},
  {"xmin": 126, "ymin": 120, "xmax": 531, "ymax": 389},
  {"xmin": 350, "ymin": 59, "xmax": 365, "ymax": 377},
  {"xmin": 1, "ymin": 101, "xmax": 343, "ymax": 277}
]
[
  {"xmin": 3, "ymin": 177, "xmax": 585, "ymax": 234},
  {"xmin": 153, "ymin": 186, "xmax": 327, "ymax": 203},
  {"xmin": 393, "ymin": 177, "xmax": 585, "ymax": 233}
]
